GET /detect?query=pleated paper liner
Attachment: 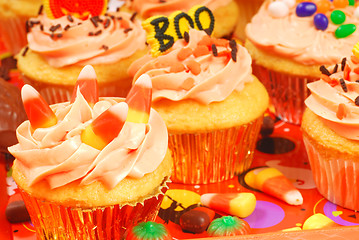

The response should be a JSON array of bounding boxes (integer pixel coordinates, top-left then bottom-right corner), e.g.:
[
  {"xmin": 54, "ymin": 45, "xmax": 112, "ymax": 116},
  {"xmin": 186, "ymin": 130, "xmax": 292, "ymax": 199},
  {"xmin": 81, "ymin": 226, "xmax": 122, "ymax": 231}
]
[
  {"xmin": 0, "ymin": 16, "xmax": 28, "ymax": 55},
  {"xmin": 252, "ymin": 62, "xmax": 317, "ymax": 125},
  {"xmin": 169, "ymin": 116, "xmax": 263, "ymax": 184},
  {"xmin": 303, "ymin": 136, "xmax": 359, "ymax": 211},
  {"xmin": 18, "ymin": 179, "xmax": 169, "ymax": 240}
]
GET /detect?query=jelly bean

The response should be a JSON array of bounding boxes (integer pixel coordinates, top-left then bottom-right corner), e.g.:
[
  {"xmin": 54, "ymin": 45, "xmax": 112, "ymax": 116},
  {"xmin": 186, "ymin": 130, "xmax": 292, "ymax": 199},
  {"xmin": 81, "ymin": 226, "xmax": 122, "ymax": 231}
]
[
  {"xmin": 200, "ymin": 193, "xmax": 256, "ymax": 218},
  {"xmin": 315, "ymin": 0, "xmax": 331, "ymax": 13},
  {"xmin": 6, "ymin": 200, "xmax": 30, "ymax": 223},
  {"xmin": 349, "ymin": 0, "xmax": 355, "ymax": 6},
  {"xmin": 314, "ymin": 13, "xmax": 329, "ymax": 30},
  {"xmin": 21, "ymin": 84, "xmax": 57, "ymax": 129},
  {"xmin": 296, "ymin": 2, "xmax": 317, "ymax": 17},
  {"xmin": 179, "ymin": 207, "xmax": 215, "ymax": 233},
  {"xmin": 333, "ymin": 0, "xmax": 348, "ymax": 8},
  {"xmin": 335, "ymin": 24, "xmax": 356, "ymax": 38},
  {"xmin": 126, "ymin": 74, "xmax": 152, "ymax": 124},
  {"xmin": 207, "ymin": 216, "xmax": 251, "ymax": 237},
  {"xmin": 302, "ymin": 214, "xmax": 340, "ymax": 230},
  {"xmin": 260, "ymin": 115, "xmax": 275, "ymax": 136},
  {"xmin": 330, "ymin": 10, "xmax": 346, "ymax": 24},
  {"xmin": 268, "ymin": 1, "xmax": 289, "ymax": 18},
  {"xmin": 71, "ymin": 65, "xmax": 99, "ymax": 105}
]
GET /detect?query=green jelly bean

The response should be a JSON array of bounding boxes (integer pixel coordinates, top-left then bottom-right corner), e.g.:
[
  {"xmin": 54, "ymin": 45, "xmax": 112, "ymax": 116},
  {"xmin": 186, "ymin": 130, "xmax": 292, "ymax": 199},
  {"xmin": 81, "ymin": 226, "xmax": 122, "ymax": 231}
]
[
  {"xmin": 349, "ymin": 0, "xmax": 355, "ymax": 6},
  {"xmin": 335, "ymin": 24, "xmax": 356, "ymax": 39},
  {"xmin": 331, "ymin": 10, "xmax": 346, "ymax": 25}
]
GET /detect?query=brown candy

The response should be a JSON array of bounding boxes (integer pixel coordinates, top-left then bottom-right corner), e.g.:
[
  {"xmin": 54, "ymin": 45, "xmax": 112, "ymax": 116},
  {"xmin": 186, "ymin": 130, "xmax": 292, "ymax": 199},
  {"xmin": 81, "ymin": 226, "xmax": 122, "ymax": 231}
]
[
  {"xmin": 260, "ymin": 115, "xmax": 275, "ymax": 136},
  {"xmin": 5, "ymin": 200, "xmax": 31, "ymax": 223},
  {"xmin": 179, "ymin": 207, "xmax": 215, "ymax": 234}
]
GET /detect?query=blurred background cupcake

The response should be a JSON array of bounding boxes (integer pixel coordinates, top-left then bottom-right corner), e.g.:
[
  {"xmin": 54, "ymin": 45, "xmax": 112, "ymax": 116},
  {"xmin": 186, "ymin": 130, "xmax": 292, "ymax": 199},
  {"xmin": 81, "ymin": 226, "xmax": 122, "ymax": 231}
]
[
  {"xmin": 16, "ymin": 0, "xmax": 148, "ymax": 104},
  {"xmin": 245, "ymin": 0, "xmax": 359, "ymax": 124},
  {"xmin": 122, "ymin": 0, "xmax": 239, "ymax": 38},
  {"xmin": 302, "ymin": 46, "xmax": 359, "ymax": 211},
  {"xmin": 9, "ymin": 66, "xmax": 172, "ymax": 239},
  {"xmin": 129, "ymin": 27, "xmax": 269, "ymax": 184},
  {"xmin": 0, "ymin": 0, "xmax": 42, "ymax": 55}
]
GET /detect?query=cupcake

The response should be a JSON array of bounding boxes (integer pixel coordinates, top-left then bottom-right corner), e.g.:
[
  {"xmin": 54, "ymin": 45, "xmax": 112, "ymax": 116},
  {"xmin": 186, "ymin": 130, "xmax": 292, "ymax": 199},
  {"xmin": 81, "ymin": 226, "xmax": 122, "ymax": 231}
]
[
  {"xmin": 245, "ymin": 0, "xmax": 359, "ymax": 124},
  {"xmin": 301, "ymin": 50, "xmax": 359, "ymax": 210},
  {"xmin": 16, "ymin": 3, "xmax": 148, "ymax": 104},
  {"xmin": 122, "ymin": 0, "xmax": 239, "ymax": 38},
  {"xmin": 129, "ymin": 28, "xmax": 269, "ymax": 184},
  {"xmin": 8, "ymin": 66, "xmax": 172, "ymax": 239},
  {"xmin": 0, "ymin": 0, "xmax": 42, "ymax": 55}
]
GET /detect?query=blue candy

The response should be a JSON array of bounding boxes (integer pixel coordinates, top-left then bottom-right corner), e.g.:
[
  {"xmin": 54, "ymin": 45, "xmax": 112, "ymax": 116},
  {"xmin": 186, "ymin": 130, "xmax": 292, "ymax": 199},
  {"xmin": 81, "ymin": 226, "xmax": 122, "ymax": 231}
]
[
  {"xmin": 296, "ymin": 2, "xmax": 317, "ymax": 17},
  {"xmin": 314, "ymin": 13, "xmax": 329, "ymax": 30}
]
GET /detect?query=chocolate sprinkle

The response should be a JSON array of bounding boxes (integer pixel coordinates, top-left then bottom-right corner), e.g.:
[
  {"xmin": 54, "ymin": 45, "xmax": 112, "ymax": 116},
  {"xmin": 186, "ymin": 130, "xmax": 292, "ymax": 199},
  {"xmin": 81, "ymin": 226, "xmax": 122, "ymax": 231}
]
[
  {"xmin": 320, "ymin": 65, "xmax": 331, "ymax": 76},
  {"xmin": 25, "ymin": 20, "xmax": 30, "ymax": 33},
  {"xmin": 38, "ymin": 5, "xmax": 43, "ymax": 15},
  {"xmin": 340, "ymin": 78, "xmax": 348, "ymax": 92},
  {"xmin": 102, "ymin": 45, "xmax": 109, "ymax": 51},
  {"xmin": 231, "ymin": 48, "xmax": 237, "ymax": 62},
  {"xmin": 22, "ymin": 46, "xmax": 29, "ymax": 57},
  {"xmin": 356, "ymin": 80, "xmax": 359, "ymax": 83},
  {"xmin": 184, "ymin": 31, "xmax": 189, "ymax": 43},
  {"xmin": 332, "ymin": 64, "xmax": 338, "ymax": 74},
  {"xmin": 94, "ymin": 30, "xmax": 102, "ymax": 36},
  {"xmin": 56, "ymin": 33, "xmax": 63, "ymax": 38},
  {"xmin": 124, "ymin": 28, "xmax": 133, "ymax": 33},
  {"xmin": 159, "ymin": 0, "xmax": 166, "ymax": 2},
  {"xmin": 88, "ymin": 32, "xmax": 94, "ymax": 36},
  {"xmin": 229, "ymin": 39, "xmax": 236, "ymax": 49},
  {"xmin": 104, "ymin": 18, "xmax": 110, "ymax": 28},
  {"xmin": 90, "ymin": 16, "xmax": 99, "ymax": 28},
  {"xmin": 40, "ymin": 24, "xmax": 44, "ymax": 31},
  {"xmin": 355, "ymin": 96, "xmax": 359, "ymax": 106},
  {"xmin": 341, "ymin": 57, "xmax": 347, "ymax": 71},
  {"xmin": 49, "ymin": 24, "xmax": 61, "ymax": 32},
  {"xmin": 204, "ymin": 28, "xmax": 211, "ymax": 36},
  {"xmin": 67, "ymin": 15, "xmax": 74, "ymax": 23},
  {"xmin": 64, "ymin": 25, "xmax": 70, "ymax": 31},
  {"xmin": 130, "ymin": 12, "xmax": 137, "ymax": 22},
  {"xmin": 116, "ymin": 7, "xmax": 121, "ymax": 12},
  {"xmin": 211, "ymin": 44, "xmax": 218, "ymax": 57}
]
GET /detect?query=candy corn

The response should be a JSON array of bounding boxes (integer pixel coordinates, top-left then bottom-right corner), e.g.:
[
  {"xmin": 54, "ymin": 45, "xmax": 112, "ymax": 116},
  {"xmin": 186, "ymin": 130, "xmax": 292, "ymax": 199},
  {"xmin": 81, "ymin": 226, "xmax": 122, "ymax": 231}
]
[
  {"xmin": 81, "ymin": 102, "xmax": 128, "ymax": 150},
  {"xmin": 302, "ymin": 213, "xmax": 340, "ymax": 230},
  {"xmin": 71, "ymin": 65, "xmax": 99, "ymax": 105},
  {"xmin": 21, "ymin": 84, "xmax": 57, "ymax": 129},
  {"xmin": 200, "ymin": 193, "xmax": 256, "ymax": 218},
  {"xmin": 244, "ymin": 167, "xmax": 303, "ymax": 205},
  {"xmin": 126, "ymin": 74, "xmax": 152, "ymax": 123}
]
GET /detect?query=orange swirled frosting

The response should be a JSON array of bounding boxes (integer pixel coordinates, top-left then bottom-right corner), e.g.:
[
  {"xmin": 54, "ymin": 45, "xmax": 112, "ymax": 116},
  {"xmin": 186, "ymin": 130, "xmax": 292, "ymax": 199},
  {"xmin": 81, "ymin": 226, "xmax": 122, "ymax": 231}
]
[
  {"xmin": 305, "ymin": 57, "xmax": 359, "ymax": 140},
  {"xmin": 8, "ymin": 93, "xmax": 168, "ymax": 190},
  {"xmin": 129, "ymin": 29, "xmax": 254, "ymax": 104},
  {"xmin": 246, "ymin": 1, "xmax": 359, "ymax": 66},
  {"xmin": 124, "ymin": 0, "xmax": 231, "ymax": 18},
  {"xmin": 26, "ymin": 11, "xmax": 147, "ymax": 67}
]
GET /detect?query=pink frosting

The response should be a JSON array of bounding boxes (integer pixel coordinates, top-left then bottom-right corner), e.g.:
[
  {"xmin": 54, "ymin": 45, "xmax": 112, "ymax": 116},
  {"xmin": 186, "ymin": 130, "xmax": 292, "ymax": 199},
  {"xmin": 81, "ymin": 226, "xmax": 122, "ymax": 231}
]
[
  {"xmin": 8, "ymin": 93, "xmax": 168, "ymax": 190},
  {"xmin": 27, "ymin": 11, "xmax": 147, "ymax": 67},
  {"xmin": 129, "ymin": 29, "xmax": 254, "ymax": 104},
  {"xmin": 124, "ymin": 0, "xmax": 231, "ymax": 18},
  {"xmin": 305, "ymin": 56, "xmax": 359, "ymax": 140},
  {"xmin": 246, "ymin": 1, "xmax": 359, "ymax": 65}
]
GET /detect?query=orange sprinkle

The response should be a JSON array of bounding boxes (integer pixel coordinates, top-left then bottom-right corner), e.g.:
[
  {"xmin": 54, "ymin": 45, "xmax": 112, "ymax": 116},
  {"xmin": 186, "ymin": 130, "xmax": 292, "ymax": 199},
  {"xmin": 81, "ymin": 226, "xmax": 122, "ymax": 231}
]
[
  {"xmin": 212, "ymin": 38, "xmax": 229, "ymax": 47},
  {"xmin": 321, "ymin": 74, "xmax": 338, "ymax": 87},
  {"xmin": 354, "ymin": 67, "xmax": 359, "ymax": 74},
  {"xmin": 193, "ymin": 45, "xmax": 210, "ymax": 57},
  {"xmin": 351, "ymin": 55, "xmax": 359, "ymax": 64},
  {"xmin": 336, "ymin": 103, "xmax": 347, "ymax": 120},
  {"xmin": 344, "ymin": 64, "xmax": 351, "ymax": 80},
  {"xmin": 186, "ymin": 60, "xmax": 201, "ymax": 75},
  {"xmin": 170, "ymin": 62, "xmax": 186, "ymax": 73},
  {"xmin": 333, "ymin": 0, "xmax": 348, "ymax": 8},
  {"xmin": 182, "ymin": 77, "xmax": 195, "ymax": 90},
  {"xmin": 177, "ymin": 48, "xmax": 192, "ymax": 61},
  {"xmin": 198, "ymin": 35, "xmax": 212, "ymax": 47},
  {"xmin": 217, "ymin": 50, "xmax": 231, "ymax": 58},
  {"xmin": 120, "ymin": 19, "xmax": 130, "ymax": 29}
]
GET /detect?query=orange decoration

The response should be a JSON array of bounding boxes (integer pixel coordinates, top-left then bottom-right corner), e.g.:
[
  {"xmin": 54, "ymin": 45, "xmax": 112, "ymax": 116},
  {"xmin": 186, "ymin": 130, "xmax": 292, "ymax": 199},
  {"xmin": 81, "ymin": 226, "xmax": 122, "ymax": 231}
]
[
  {"xmin": 212, "ymin": 38, "xmax": 229, "ymax": 47},
  {"xmin": 344, "ymin": 64, "xmax": 351, "ymax": 80},
  {"xmin": 186, "ymin": 60, "xmax": 201, "ymax": 75},
  {"xmin": 351, "ymin": 55, "xmax": 359, "ymax": 64},
  {"xmin": 333, "ymin": 0, "xmax": 348, "ymax": 8},
  {"xmin": 177, "ymin": 48, "xmax": 193, "ymax": 61},
  {"xmin": 315, "ymin": 0, "xmax": 331, "ymax": 13},
  {"xmin": 198, "ymin": 35, "xmax": 212, "ymax": 47},
  {"xmin": 353, "ymin": 66, "xmax": 359, "ymax": 74},
  {"xmin": 336, "ymin": 103, "xmax": 347, "ymax": 120},
  {"xmin": 170, "ymin": 62, "xmax": 186, "ymax": 73},
  {"xmin": 44, "ymin": 0, "xmax": 107, "ymax": 20},
  {"xmin": 71, "ymin": 65, "xmax": 99, "ymax": 105},
  {"xmin": 193, "ymin": 45, "xmax": 210, "ymax": 57}
]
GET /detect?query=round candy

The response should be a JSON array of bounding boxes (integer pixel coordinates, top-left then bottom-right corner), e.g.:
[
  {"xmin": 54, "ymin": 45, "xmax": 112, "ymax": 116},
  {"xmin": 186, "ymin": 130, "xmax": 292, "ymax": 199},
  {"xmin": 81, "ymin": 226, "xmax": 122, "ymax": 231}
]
[
  {"xmin": 316, "ymin": 0, "xmax": 331, "ymax": 13},
  {"xmin": 207, "ymin": 216, "xmax": 251, "ymax": 237},
  {"xmin": 179, "ymin": 207, "xmax": 215, "ymax": 233},
  {"xmin": 333, "ymin": 0, "xmax": 348, "ymax": 8},
  {"xmin": 314, "ymin": 13, "xmax": 329, "ymax": 30},
  {"xmin": 330, "ymin": 10, "xmax": 346, "ymax": 25},
  {"xmin": 126, "ymin": 222, "xmax": 171, "ymax": 240},
  {"xmin": 335, "ymin": 24, "xmax": 357, "ymax": 38},
  {"xmin": 268, "ymin": 1, "xmax": 290, "ymax": 18},
  {"xmin": 296, "ymin": 2, "xmax": 317, "ymax": 17}
]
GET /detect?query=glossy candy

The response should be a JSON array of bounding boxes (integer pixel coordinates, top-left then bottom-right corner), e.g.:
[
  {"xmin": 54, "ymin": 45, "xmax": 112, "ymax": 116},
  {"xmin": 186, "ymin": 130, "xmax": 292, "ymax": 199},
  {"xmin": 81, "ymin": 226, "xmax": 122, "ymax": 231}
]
[
  {"xmin": 302, "ymin": 213, "xmax": 340, "ymax": 230},
  {"xmin": 352, "ymin": 41, "xmax": 359, "ymax": 59},
  {"xmin": 335, "ymin": 24, "xmax": 356, "ymax": 38},
  {"xmin": 5, "ymin": 200, "xmax": 30, "ymax": 223},
  {"xmin": 315, "ymin": 0, "xmax": 331, "ymax": 13},
  {"xmin": 314, "ymin": 13, "xmax": 329, "ymax": 30},
  {"xmin": 200, "ymin": 193, "xmax": 256, "ymax": 218},
  {"xmin": 349, "ymin": 0, "xmax": 355, "ymax": 6},
  {"xmin": 268, "ymin": 1, "xmax": 289, "ymax": 18},
  {"xmin": 330, "ymin": 10, "xmax": 346, "ymax": 25},
  {"xmin": 207, "ymin": 216, "xmax": 251, "ymax": 237},
  {"xmin": 244, "ymin": 167, "xmax": 303, "ymax": 205},
  {"xmin": 81, "ymin": 102, "xmax": 128, "ymax": 150},
  {"xmin": 21, "ymin": 84, "xmax": 57, "ymax": 129},
  {"xmin": 71, "ymin": 65, "xmax": 99, "ymax": 105},
  {"xmin": 179, "ymin": 207, "xmax": 215, "ymax": 233},
  {"xmin": 126, "ymin": 74, "xmax": 152, "ymax": 124},
  {"xmin": 126, "ymin": 221, "xmax": 171, "ymax": 240},
  {"xmin": 296, "ymin": 2, "xmax": 317, "ymax": 17},
  {"xmin": 333, "ymin": 0, "xmax": 349, "ymax": 8}
]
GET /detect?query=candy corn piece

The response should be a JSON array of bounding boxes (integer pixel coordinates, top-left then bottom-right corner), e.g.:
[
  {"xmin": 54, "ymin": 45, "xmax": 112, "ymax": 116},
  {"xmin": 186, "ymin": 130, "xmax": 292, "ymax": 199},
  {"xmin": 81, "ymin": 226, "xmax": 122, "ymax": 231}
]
[
  {"xmin": 245, "ymin": 167, "xmax": 303, "ymax": 205},
  {"xmin": 21, "ymin": 84, "xmax": 57, "ymax": 129},
  {"xmin": 200, "ymin": 193, "xmax": 256, "ymax": 218},
  {"xmin": 71, "ymin": 65, "xmax": 99, "ymax": 105},
  {"xmin": 302, "ymin": 213, "xmax": 340, "ymax": 230},
  {"xmin": 125, "ymin": 74, "xmax": 152, "ymax": 123},
  {"xmin": 81, "ymin": 102, "xmax": 128, "ymax": 150}
]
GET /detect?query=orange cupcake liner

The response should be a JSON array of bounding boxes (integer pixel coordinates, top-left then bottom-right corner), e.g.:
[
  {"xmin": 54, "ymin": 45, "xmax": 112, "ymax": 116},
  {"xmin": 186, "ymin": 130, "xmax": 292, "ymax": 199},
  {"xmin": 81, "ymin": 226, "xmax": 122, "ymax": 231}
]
[
  {"xmin": 0, "ymin": 16, "xmax": 28, "ymax": 55},
  {"xmin": 18, "ymin": 180, "xmax": 169, "ymax": 240},
  {"xmin": 303, "ymin": 136, "xmax": 359, "ymax": 211},
  {"xmin": 252, "ymin": 63, "xmax": 317, "ymax": 125},
  {"xmin": 169, "ymin": 116, "xmax": 263, "ymax": 184}
]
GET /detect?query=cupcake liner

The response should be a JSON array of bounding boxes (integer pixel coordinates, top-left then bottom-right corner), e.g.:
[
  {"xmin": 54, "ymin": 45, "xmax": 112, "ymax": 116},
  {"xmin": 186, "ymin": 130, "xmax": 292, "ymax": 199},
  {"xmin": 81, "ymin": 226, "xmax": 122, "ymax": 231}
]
[
  {"xmin": 0, "ymin": 16, "xmax": 28, "ymax": 55},
  {"xmin": 303, "ymin": 136, "xmax": 359, "ymax": 211},
  {"xmin": 18, "ymin": 180, "xmax": 169, "ymax": 240},
  {"xmin": 23, "ymin": 75, "xmax": 131, "ymax": 105},
  {"xmin": 252, "ymin": 63, "xmax": 316, "ymax": 125},
  {"xmin": 169, "ymin": 116, "xmax": 263, "ymax": 184}
]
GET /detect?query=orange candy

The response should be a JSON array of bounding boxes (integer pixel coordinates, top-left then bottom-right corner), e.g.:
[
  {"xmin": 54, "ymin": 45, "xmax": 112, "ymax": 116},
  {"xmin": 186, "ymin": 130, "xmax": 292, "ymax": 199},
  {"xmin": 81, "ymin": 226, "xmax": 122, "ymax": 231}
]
[
  {"xmin": 333, "ymin": 0, "xmax": 348, "ymax": 8},
  {"xmin": 315, "ymin": 0, "xmax": 331, "ymax": 13},
  {"xmin": 71, "ymin": 65, "xmax": 98, "ymax": 105}
]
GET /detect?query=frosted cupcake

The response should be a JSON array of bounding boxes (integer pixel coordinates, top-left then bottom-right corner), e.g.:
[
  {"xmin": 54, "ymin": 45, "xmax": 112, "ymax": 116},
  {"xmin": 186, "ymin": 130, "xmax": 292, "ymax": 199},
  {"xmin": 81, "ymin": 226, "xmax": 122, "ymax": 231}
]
[
  {"xmin": 302, "ymin": 49, "xmax": 359, "ymax": 210},
  {"xmin": 245, "ymin": 0, "xmax": 359, "ymax": 124},
  {"xmin": 129, "ymin": 28, "xmax": 269, "ymax": 184},
  {"xmin": 9, "ymin": 66, "xmax": 172, "ymax": 239},
  {"xmin": 17, "ymin": 3, "xmax": 148, "ymax": 104}
]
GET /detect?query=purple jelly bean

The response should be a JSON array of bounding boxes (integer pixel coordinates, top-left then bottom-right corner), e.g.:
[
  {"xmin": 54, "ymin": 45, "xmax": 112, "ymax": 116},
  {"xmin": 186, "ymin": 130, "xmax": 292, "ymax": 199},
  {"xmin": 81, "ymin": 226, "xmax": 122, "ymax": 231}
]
[
  {"xmin": 296, "ymin": 2, "xmax": 317, "ymax": 17},
  {"xmin": 314, "ymin": 13, "xmax": 329, "ymax": 30}
]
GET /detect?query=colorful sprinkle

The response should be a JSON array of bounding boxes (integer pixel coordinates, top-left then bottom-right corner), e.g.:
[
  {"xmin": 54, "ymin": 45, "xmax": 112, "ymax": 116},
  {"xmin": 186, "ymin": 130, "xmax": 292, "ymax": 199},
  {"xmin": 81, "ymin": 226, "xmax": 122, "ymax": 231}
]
[
  {"xmin": 330, "ymin": 10, "xmax": 346, "ymax": 25},
  {"xmin": 336, "ymin": 103, "xmax": 347, "ymax": 120},
  {"xmin": 332, "ymin": 64, "xmax": 338, "ymax": 73},
  {"xmin": 340, "ymin": 78, "xmax": 348, "ymax": 92},
  {"xmin": 314, "ymin": 13, "xmax": 329, "ymax": 30},
  {"xmin": 296, "ymin": 2, "xmax": 317, "ymax": 17},
  {"xmin": 268, "ymin": 1, "xmax": 290, "ymax": 18},
  {"xmin": 177, "ymin": 48, "xmax": 193, "ymax": 61},
  {"xmin": 341, "ymin": 57, "xmax": 347, "ymax": 71},
  {"xmin": 320, "ymin": 65, "xmax": 331, "ymax": 76}
]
